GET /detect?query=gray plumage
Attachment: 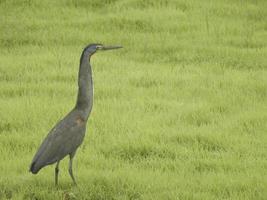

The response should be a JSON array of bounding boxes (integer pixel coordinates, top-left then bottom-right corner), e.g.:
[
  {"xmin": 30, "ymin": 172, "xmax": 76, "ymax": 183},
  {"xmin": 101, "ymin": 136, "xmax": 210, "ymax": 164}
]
[{"xmin": 29, "ymin": 44, "xmax": 122, "ymax": 185}]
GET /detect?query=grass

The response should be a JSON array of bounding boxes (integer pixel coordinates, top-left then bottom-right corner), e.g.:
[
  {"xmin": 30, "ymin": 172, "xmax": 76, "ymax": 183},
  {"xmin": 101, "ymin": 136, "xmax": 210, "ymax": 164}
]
[{"xmin": 0, "ymin": 0, "xmax": 267, "ymax": 199}]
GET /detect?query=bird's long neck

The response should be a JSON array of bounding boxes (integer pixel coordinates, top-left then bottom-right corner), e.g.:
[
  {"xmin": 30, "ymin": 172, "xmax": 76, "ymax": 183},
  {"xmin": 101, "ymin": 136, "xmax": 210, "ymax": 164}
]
[{"xmin": 75, "ymin": 52, "xmax": 93, "ymax": 120}]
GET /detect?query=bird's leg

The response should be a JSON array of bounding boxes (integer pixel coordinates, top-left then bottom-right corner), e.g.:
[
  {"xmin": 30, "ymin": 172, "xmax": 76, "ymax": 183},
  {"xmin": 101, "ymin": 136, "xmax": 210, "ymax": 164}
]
[
  {"xmin": 69, "ymin": 151, "xmax": 77, "ymax": 185},
  {"xmin": 55, "ymin": 161, "xmax": 60, "ymax": 186}
]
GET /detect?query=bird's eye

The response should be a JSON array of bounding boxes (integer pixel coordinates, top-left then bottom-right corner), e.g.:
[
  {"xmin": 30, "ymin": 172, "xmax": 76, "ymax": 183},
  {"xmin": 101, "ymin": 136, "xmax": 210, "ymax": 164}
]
[{"xmin": 96, "ymin": 45, "xmax": 102, "ymax": 49}]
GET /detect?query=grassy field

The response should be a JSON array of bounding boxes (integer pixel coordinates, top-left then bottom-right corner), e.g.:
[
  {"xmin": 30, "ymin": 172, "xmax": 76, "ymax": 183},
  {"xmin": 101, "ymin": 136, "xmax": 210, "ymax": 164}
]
[{"xmin": 1, "ymin": 0, "xmax": 267, "ymax": 199}]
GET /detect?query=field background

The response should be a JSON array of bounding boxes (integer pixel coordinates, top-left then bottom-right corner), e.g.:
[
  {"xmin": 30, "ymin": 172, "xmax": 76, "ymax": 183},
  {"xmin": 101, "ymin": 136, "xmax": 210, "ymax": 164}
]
[{"xmin": 0, "ymin": 0, "xmax": 267, "ymax": 199}]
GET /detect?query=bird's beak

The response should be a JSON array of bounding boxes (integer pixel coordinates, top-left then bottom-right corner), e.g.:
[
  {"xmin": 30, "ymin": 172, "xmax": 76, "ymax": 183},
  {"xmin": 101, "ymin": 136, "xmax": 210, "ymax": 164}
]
[{"xmin": 100, "ymin": 45, "xmax": 123, "ymax": 51}]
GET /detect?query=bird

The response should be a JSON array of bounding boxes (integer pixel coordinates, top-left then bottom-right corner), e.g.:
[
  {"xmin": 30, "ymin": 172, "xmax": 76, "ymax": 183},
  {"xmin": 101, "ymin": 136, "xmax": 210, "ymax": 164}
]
[{"xmin": 29, "ymin": 43, "xmax": 122, "ymax": 185}]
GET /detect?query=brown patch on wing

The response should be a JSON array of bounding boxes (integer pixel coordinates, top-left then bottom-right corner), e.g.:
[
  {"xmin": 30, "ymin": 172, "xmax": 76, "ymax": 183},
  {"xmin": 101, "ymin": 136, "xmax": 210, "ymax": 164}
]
[{"xmin": 76, "ymin": 116, "xmax": 85, "ymax": 126}]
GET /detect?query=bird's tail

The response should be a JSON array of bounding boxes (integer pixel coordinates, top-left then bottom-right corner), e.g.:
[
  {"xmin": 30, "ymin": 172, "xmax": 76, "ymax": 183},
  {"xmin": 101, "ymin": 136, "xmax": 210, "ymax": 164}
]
[{"xmin": 29, "ymin": 161, "xmax": 41, "ymax": 174}]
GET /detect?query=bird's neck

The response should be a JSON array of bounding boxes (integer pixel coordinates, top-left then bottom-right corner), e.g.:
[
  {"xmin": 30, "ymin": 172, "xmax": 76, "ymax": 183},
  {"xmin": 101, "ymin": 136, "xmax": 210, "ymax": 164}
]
[{"xmin": 75, "ymin": 53, "xmax": 93, "ymax": 120}]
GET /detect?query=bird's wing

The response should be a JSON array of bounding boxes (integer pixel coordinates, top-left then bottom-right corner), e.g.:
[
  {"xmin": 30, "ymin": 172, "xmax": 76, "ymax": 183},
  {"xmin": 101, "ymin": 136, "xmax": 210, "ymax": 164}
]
[{"xmin": 30, "ymin": 113, "xmax": 86, "ymax": 173}]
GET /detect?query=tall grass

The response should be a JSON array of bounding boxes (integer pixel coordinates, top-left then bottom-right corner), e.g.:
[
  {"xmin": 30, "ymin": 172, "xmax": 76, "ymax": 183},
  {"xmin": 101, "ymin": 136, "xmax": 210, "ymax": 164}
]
[{"xmin": 0, "ymin": 0, "xmax": 267, "ymax": 199}]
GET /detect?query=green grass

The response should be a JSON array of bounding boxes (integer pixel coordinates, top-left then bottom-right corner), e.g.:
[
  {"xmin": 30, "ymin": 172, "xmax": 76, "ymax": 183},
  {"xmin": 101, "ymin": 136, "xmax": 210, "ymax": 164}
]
[{"xmin": 1, "ymin": 0, "xmax": 267, "ymax": 199}]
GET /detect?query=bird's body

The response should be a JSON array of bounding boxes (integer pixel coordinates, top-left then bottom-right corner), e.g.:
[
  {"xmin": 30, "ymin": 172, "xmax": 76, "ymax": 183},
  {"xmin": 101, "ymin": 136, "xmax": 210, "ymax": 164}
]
[
  {"xmin": 30, "ymin": 109, "xmax": 86, "ymax": 174},
  {"xmin": 29, "ymin": 44, "xmax": 122, "ymax": 185}
]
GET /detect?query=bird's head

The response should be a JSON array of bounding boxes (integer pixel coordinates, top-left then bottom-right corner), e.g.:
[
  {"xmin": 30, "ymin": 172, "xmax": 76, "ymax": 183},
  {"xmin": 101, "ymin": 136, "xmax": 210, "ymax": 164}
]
[{"xmin": 82, "ymin": 43, "xmax": 122, "ymax": 58}]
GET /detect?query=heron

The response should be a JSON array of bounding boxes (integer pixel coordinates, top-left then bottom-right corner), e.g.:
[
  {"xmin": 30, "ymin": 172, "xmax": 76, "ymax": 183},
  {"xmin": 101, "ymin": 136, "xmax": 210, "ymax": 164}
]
[{"xmin": 29, "ymin": 43, "xmax": 122, "ymax": 185}]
